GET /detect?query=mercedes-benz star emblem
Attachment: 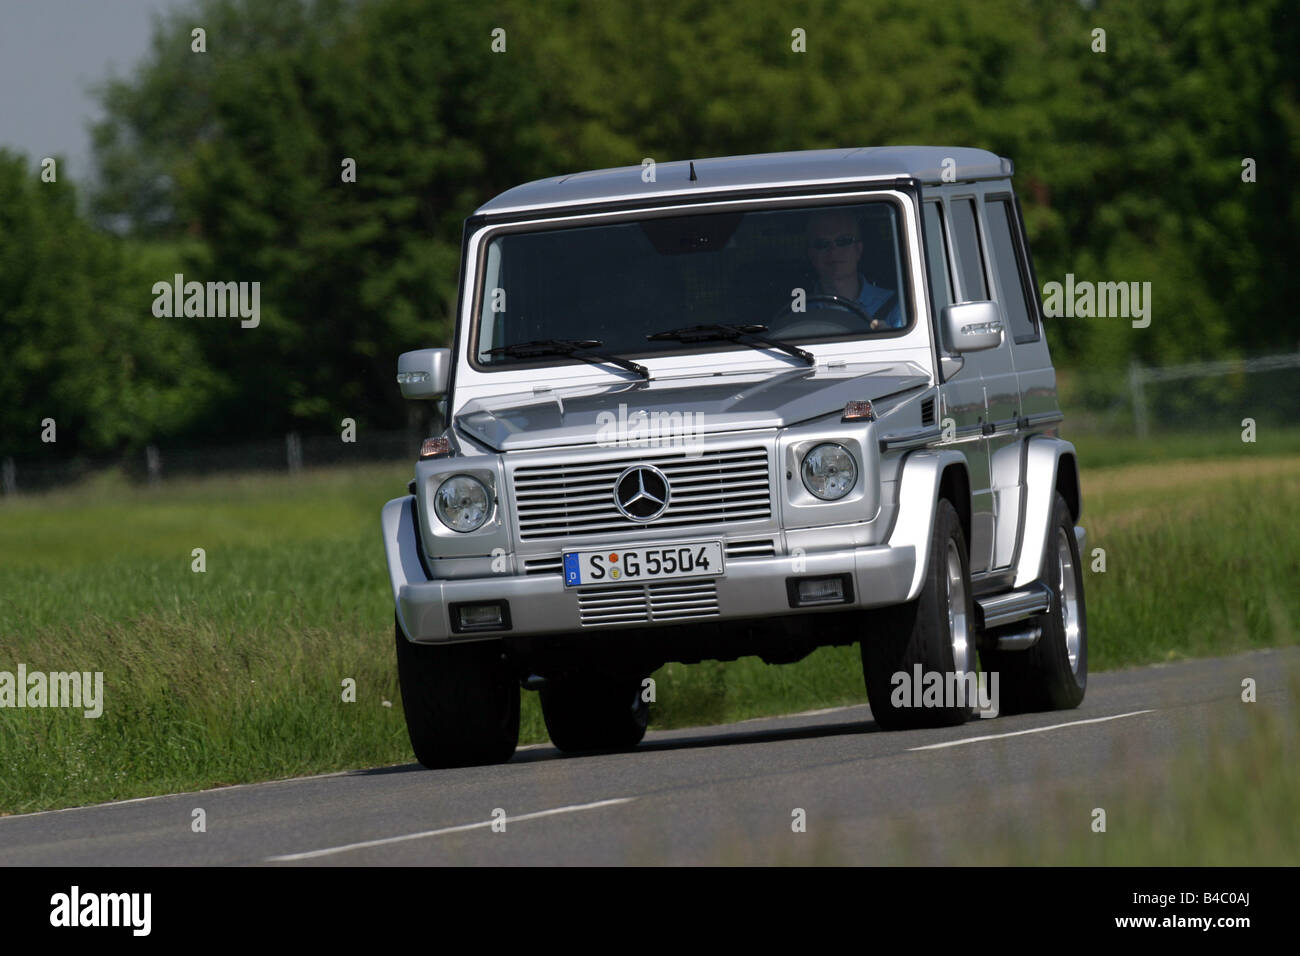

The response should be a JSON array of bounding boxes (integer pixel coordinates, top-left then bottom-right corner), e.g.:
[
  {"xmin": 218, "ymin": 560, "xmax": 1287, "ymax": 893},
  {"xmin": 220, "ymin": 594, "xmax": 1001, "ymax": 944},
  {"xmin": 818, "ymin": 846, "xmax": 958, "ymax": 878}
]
[{"xmin": 613, "ymin": 465, "xmax": 671, "ymax": 522}]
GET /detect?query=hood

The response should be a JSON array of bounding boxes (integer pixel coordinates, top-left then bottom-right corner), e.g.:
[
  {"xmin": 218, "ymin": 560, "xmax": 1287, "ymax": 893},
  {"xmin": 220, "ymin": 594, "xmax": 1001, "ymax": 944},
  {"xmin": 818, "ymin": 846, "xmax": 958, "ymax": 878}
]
[{"xmin": 454, "ymin": 361, "xmax": 930, "ymax": 452}]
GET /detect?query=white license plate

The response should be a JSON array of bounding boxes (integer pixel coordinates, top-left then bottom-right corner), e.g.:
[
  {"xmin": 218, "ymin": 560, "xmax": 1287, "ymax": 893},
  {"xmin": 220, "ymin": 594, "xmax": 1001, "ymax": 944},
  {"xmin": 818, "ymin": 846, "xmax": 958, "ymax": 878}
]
[{"xmin": 563, "ymin": 541, "xmax": 724, "ymax": 588}]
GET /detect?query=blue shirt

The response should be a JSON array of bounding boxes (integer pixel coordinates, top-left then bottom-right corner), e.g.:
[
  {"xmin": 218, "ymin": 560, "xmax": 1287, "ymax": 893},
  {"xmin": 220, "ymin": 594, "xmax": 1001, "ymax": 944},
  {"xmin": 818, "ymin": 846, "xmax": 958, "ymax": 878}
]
[{"xmin": 813, "ymin": 273, "xmax": 903, "ymax": 329}]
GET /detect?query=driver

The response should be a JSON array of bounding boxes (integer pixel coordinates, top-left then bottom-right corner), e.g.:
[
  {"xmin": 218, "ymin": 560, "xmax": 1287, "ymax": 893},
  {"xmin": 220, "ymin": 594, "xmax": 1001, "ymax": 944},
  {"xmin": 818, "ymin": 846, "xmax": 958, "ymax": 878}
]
[{"xmin": 804, "ymin": 209, "xmax": 902, "ymax": 330}]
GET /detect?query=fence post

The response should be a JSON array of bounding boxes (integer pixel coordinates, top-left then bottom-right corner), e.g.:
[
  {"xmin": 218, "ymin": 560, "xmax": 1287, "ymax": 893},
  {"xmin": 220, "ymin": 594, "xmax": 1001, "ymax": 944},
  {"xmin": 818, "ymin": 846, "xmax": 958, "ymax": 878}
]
[
  {"xmin": 286, "ymin": 432, "xmax": 303, "ymax": 474},
  {"xmin": 1, "ymin": 457, "xmax": 14, "ymax": 496},
  {"xmin": 1129, "ymin": 360, "xmax": 1150, "ymax": 440},
  {"xmin": 145, "ymin": 445, "xmax": 162, "ymax": 487}
]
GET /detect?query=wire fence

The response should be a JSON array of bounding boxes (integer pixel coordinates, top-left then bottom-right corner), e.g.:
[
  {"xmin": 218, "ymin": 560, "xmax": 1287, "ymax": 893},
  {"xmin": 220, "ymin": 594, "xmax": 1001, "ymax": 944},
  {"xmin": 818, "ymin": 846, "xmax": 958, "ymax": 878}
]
[
  {"xmin": 1127, "ymin": 351, "xmax": 1300, "ymax": 439},
  {"xmin": 1062, "ymin": 349, "xmax": 1300, "ymax": 439},
  {"xmin": 0, "ymin": 428, "xmax": 428, "ymax": 496},
  {"xmin": 3, "ymin": 349, "xmax": 1297, "ymax": 495}
]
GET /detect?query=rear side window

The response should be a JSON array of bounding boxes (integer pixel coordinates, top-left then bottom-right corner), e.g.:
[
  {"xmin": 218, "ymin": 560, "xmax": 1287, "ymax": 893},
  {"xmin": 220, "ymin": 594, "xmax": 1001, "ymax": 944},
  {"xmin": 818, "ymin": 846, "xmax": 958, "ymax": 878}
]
[
  {"xmin": 922, "ymin": 202, "xmax": 953, "ymax": 314},
  {"xmin": 985, "ymin": 198, "xmax": 1039, "ymax": 342},
  {"xmin": 949, "ymin": 199, "xmax": 987, "ymax": 301}
]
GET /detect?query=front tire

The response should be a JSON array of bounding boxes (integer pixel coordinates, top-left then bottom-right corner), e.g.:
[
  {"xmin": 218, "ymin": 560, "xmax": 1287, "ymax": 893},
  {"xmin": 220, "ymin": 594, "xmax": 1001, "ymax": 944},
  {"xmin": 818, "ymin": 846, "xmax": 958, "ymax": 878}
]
[
  {"xmin": 860, "ymin": 498, "xmax": 978, "ymax": 730},
  {"xmin": 981, "ymin": 492, "xmax": 1087, "ymax": 714},
  {"xmin": 395, "ymin": 618, "xmax": 519, "ymax": 769},
  {"xmin": 540, "ymin": 677, "xmax": 649, "ymax": 754}
]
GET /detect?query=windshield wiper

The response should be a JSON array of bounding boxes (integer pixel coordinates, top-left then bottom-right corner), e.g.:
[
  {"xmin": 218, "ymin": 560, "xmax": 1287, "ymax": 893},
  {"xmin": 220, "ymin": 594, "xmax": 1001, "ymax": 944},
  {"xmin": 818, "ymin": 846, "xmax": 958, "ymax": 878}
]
[
  {"xmin": 646, "ymin": 324, "xmax": 815, "ymax": 366},
  {"xmin": 484, "ymin": 339, "xmax": 649, "ymax": 380}
]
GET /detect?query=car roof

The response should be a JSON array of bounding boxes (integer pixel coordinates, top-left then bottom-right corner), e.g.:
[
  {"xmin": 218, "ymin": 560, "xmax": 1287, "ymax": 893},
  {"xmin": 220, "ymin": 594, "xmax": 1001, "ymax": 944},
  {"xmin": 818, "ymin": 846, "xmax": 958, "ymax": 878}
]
[{"xmin": 473, "ymin": 146, "xmax": 1012, "ymax": 218}]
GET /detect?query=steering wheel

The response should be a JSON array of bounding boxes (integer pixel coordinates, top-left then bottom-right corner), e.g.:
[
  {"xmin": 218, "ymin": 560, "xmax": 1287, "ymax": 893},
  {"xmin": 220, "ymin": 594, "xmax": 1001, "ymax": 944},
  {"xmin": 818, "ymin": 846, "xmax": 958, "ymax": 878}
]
[{"xmin": 770, "ymin": 294, "xmax": 875, "ymax": 337}]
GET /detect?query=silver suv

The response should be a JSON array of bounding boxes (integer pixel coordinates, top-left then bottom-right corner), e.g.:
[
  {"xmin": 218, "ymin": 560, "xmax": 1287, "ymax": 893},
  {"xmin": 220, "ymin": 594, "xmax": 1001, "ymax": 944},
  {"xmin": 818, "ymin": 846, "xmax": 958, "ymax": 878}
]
[{"xmin": 381, "ymin": 147, "xmax": 1087, "ymax": 768}]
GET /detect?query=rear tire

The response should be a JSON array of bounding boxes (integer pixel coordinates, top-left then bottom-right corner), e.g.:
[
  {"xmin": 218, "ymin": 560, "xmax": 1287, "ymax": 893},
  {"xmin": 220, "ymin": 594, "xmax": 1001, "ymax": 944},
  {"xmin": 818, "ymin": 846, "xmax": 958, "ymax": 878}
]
[
  {"xmin": 395, "ymin": 618, "xmax": 519, "ymax": 769},
  {"xmin": 860, "ymin": 498, "xmax": 978, "ymax": 730},
  {"xmin": 980, "ymin": 492, "xmax": 1087, "ymax": 714},
  {"xmin": 540, "ymin": 677, "xmax": 649, "ymax": 754}
]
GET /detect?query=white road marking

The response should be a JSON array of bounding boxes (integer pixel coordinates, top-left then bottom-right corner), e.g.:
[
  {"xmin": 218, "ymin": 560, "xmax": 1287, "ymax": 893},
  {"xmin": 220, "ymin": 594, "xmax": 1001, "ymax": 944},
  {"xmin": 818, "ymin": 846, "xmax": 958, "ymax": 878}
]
[
  {"xmin": 0, "ymin": 699, "xmax": 1172, "ymax": 823},
  {"xmin": 265, "ymin": 797, "xmax": 637, "ymax": 861},
  {"xmin": 907, "ymin": 710, "xmax": 1156, "ymax": 751}
]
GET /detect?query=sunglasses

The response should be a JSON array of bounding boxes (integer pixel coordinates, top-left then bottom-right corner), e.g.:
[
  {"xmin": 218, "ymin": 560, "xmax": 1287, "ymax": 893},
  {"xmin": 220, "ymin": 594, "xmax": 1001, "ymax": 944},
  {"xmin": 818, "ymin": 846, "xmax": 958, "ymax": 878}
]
[{"xmin": 809, "ymin": 235, "xmax": 860, "ymax": 251}]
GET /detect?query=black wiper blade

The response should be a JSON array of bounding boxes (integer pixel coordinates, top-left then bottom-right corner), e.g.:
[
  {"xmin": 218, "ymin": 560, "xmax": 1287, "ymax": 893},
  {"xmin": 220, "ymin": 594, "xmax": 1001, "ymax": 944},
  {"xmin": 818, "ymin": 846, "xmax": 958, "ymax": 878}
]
[
  {"xmin": 484, "ymin": 338, "xmax": 648, "ymax": 380},
  {"xmin": 646, "ymin": 323, "xmax": 815, "ymax": 366}
]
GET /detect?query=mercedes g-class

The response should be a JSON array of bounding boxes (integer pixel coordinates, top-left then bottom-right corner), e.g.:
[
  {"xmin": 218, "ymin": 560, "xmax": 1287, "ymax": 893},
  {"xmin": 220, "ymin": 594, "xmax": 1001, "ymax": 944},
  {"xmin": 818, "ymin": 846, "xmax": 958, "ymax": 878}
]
[{"xmin": 382, "ymin": 147, "xmax": 1087, "ymax": 768}]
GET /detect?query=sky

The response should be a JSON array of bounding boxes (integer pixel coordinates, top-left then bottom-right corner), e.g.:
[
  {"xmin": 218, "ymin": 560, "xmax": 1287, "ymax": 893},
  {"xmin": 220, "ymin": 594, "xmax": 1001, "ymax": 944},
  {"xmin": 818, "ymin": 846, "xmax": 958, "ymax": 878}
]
[{"xmin": 0, "ymin": 0, "xmax": 188, "ymax": 183}]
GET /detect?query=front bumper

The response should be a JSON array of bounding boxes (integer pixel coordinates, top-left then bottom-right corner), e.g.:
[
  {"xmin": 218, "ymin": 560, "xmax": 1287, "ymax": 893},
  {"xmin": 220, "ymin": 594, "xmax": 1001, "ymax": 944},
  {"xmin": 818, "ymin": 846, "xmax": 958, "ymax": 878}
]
[{"xmin": 383, "ymin": 496, "xmax": 916, "ymax": 644}]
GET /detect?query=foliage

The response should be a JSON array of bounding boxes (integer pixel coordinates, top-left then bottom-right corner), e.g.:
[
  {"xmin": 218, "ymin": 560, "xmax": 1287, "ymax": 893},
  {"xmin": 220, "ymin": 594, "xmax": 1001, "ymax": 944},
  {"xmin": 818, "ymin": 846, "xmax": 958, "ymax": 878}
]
[
  {"xmin": 2, "ymin": 0, "xmax": 1297, "ymax": 453},
  {"xmin": 0, "ymin": 152, "xmax": 221, "ymax": 456}
]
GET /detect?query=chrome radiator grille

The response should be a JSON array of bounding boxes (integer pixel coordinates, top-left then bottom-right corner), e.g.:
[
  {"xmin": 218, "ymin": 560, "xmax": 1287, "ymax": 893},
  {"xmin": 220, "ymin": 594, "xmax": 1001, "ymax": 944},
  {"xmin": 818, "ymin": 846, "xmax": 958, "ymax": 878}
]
[
  {"xmin": 511, "ymin": 447, "xmax": 771, "ymax": 541},
  {"xmin": 577, "ymin": 580, "xmax": 720, "ymax": 627}
]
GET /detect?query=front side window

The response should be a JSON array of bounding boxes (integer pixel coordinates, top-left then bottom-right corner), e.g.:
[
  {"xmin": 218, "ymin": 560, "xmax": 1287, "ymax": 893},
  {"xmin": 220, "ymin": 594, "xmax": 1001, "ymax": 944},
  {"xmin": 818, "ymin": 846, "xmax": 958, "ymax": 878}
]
[{"xmin": 474, "ymin": 199, "xmax": 914, "ymax": 369}]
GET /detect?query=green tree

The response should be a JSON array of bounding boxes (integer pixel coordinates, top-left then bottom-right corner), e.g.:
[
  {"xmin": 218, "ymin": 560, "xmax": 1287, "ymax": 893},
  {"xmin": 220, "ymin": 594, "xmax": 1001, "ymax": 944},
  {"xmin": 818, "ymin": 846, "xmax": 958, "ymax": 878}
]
[
  {"xmin": 86, "ymin": 0, "xmax": 1299, "ymax": 441},
  {"xmin": 0, "ymin": 150, "xmax": 220, "ymax": 458},
  {"xmin": 92, "ymin": 0, "xmax": 556, "ymax": 440}
]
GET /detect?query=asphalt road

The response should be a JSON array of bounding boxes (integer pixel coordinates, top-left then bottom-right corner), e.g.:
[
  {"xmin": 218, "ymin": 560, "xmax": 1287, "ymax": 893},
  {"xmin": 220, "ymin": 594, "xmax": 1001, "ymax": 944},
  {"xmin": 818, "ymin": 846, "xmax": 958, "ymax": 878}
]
[{"xmin": 2, "ymin": 647, "xmax": 1295, "ymax": 865}]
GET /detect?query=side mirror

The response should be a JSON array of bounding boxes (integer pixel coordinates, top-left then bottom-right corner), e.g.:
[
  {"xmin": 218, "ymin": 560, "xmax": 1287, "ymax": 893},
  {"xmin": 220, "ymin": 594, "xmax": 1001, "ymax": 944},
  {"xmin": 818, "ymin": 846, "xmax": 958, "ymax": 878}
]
[
  {"xmin": 941, "ymin": 301, "xmax": 1005, "ymax": 354},
  {"xmin": 396, "ymin": 348, "xmax": 450, "ymax": 399}
]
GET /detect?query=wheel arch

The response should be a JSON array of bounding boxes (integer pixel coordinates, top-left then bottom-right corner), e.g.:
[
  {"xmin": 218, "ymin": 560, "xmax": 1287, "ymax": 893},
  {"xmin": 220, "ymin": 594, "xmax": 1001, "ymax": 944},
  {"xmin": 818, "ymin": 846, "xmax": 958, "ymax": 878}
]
[
  {"xmin": 890, "ymin": 449, "xmax": 971, "ymax": 601},
  {"xmin": 382, "ymin": 495, "xmax": 430, "ymax": 642},
  {"xmin": 938, "ymin": 462, "xmax": 972, "ymax": 547},
  {"xmin": 1013, "ymin": 437, "xmax": 1082, "ymax": 588},
  {"xmin": 1056, "ymin": 450, "xmax": 1081, "ymax": 523}
]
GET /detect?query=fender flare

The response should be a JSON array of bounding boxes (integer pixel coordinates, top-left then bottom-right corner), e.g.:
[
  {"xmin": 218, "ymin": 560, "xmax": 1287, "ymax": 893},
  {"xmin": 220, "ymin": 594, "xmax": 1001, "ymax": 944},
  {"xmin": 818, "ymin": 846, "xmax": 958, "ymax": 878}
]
[
  {"xmin": 1013, "ymin": 437, "xmax": 1080, "ymax": 588},
  {"xmin": 381, "ymin": 496, "xmax": 429, "ymax": 641},
  {"xmin": 889, "ymin": 449, "xmax": 970, "ymax": 601}
]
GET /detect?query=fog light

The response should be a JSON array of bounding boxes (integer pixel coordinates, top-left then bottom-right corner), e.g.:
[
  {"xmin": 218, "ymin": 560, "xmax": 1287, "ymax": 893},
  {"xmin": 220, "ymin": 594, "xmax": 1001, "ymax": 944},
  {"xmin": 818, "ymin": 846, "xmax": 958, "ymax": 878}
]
[
  {"xmin": 451, "ymin": 601, "xmax": 510, "ymax": 632},
  {"xmin": 787, "ymin": 575, "xmax": 853, "ymax": 607},
  {"xmin": 799, "ymin": 578, "xmax": 844, "ymax": 603}
]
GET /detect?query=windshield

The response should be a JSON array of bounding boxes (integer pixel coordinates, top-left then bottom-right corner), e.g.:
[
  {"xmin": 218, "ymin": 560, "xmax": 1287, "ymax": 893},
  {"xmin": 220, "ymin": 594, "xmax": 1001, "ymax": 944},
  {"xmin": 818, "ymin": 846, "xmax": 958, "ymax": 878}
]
[{"xmin": 473, "ymin": 198, "xmax": 913, "ymax": 369}]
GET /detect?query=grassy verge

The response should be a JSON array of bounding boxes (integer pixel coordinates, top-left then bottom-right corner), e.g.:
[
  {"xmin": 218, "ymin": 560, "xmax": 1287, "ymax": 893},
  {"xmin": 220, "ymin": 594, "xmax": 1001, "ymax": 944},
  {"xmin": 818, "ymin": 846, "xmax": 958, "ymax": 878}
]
[
  {"xmin": 1069, "ymin": 427, "xmax": 1300, "ymax": 470},
  {"xmin": 1, "ymin": 450, "xmax": 1297, "ymax": 813}
]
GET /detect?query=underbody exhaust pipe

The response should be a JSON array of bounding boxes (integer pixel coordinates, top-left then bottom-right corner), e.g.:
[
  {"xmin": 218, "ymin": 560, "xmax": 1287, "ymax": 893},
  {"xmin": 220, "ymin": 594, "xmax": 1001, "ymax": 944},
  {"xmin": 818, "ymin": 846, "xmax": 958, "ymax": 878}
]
[{"xmin": 993, "ymin": 625, "xmax": 1042, "ymax": 651}]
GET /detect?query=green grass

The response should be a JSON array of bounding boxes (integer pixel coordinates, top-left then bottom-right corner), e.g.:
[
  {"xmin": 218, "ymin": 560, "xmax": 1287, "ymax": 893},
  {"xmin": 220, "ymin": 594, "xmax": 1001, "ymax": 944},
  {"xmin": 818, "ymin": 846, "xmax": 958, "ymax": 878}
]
[
  {"xmin": 1069, "ymin": 426, "xmax": 1300, "ymax": 469},
  {"xmin": 1, "ymin": 447, "xmax": 1297, "ymax": 814}
]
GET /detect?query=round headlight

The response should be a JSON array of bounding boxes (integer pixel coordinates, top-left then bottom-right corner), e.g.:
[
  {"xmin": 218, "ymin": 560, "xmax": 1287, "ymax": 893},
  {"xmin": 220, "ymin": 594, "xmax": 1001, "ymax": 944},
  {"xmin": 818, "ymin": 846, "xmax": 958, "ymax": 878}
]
[
  {"xmin": 434, "ymin": 475, "xmax": 491, "ymax": 532},
  {"xmin": 801, "ymin": 443, "xmax": 857, "ymax": 500}
]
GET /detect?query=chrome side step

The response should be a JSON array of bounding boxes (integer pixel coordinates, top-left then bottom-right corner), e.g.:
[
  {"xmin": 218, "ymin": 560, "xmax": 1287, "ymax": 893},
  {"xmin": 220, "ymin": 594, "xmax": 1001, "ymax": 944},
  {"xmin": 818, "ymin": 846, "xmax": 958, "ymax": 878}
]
[{"xmin": 977, "ymin": 581, "xmax": 1052, "ymax": 630}]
